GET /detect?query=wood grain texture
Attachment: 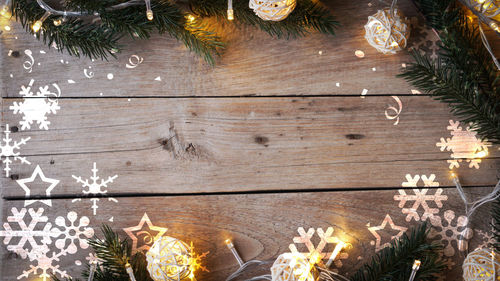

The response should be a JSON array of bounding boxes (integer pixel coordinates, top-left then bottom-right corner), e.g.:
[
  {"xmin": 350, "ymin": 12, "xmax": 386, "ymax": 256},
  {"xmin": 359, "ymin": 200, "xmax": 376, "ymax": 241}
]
[
  {"xmin": 0, "ymin": 0, "xmax": 427, "ymax": 98},
  {"xmin": 1, "ymin": 96, "xmax": 499, "ymax": 197},
  {"xmin": 0, "ymin": 188, "xmax": 494, "ymax": 281}
]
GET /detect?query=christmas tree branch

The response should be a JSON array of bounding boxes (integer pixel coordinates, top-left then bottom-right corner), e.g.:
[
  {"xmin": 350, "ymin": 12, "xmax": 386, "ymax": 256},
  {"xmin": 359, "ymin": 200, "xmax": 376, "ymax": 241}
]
[
  {"xmin": 351, "ymin": 222, "xmax": 444, "ymax": 281},
  {"xmin": 190, "ymin": 0, "xmax": 339, "ymax": 39},
  {"xmin": 399, "ymin": 0, "xmax": 500, "ymax": 144}
]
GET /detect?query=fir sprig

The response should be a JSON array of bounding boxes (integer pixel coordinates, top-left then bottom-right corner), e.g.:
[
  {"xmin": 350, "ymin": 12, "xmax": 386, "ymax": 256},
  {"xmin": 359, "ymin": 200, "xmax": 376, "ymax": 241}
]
[
  {"xmin": 190, "ymin": 0, "xmax": 339, "ymax": 39},
  {"xmin": 12, "ymin": 0, "xmax": 223, "ymax": 65},
  {"xmin": 399, "ymin": 0, "xmax": 500, "ymax": 144},
  {"xmin": 51, "ymin": 225, "xmax": 152, "ymax": 281},
  {"xmin": 351, "ymin": 222, "xmax": 444, "ymax": 281}
]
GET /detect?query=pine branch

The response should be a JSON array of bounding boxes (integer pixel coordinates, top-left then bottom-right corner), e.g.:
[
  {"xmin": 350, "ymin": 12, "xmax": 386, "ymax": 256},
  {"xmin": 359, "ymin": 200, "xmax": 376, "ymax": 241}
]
[
  {"xmin": 12, "ymin": 0, "xmax": 119, "ymax": 60},
  {"xmin": 400, "ymin": 0, "xmax": 500, "ymax": 144},
  {"xmin": 51, "ymin": 225, "xmax": 153, "ymax": 281},
  {"xmin": 351, "ymin": 222, "xmax": 444, "ymax": 281},
  {"xmin": 190, "ymin": 0, "xmax": 339, "ymax": 39}
]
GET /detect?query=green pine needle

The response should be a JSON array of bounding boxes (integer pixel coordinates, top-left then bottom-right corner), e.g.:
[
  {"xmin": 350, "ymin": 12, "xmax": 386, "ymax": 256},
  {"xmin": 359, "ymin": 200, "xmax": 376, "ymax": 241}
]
[
  {"xmin": 351, "ymin": 222, "xmax": 444, "ymax": 281},
  {"xmin": 190, "ymin": 0, "xmax": 339, "ymax": 39},
  {"xmin": 399, "ymin": 0, "xmax": 500, "ymax": 144}
]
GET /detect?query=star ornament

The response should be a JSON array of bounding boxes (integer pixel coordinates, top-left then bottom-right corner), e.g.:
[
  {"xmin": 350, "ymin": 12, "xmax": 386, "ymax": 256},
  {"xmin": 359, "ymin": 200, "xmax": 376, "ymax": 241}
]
[
  {"xmin": 123, "ymin": 213, "xmax": 168, "ymax": 253},
  {"xmin": 16, "ymin": 165, "xmax": 59, "ymax": 207},
  {"xmin": 368, "ymin": 214, "xmax": 407, "ymax": 252}
]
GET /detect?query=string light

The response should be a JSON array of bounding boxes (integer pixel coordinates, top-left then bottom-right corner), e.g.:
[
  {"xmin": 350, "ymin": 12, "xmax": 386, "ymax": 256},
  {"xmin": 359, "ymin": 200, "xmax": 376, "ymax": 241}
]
[
  {"xmin": 53, "ymin": 18, "xmax": 62, "ymax": 26},
  {"xmin": 325, "ymin": 241, "xmax": 347, "ymax": 268},
  {"xmin": 225, "ymin": 239, "xmax": 244, "ymax": 266},
  {"xmin": 145, "ymin": 0, "xmax": 153, "ymax": 21},
  {"xmin": 408, "ymin": 260, "xmax": 421, "ymax": 281},
  {"xmin": 32, "ymin": 11, "xmax": 50, "ymax": 32},
  {"xmin": 87, "ymin": 260, "xmax": 97, "ymax": 281},
  {"xmin": 125, "ymin": 262, "xmax": 137, "ymax": 281},
  {"xmin": 0, "ymin": 0, "xmax": 10, "ymax": 18},
  {"xmin": 186, "ymin": 14, "xmax": 195, "ymax": 23},
  {"xmin": 227, "ymin": 0, "xmax": 234, "ymax": 20}
]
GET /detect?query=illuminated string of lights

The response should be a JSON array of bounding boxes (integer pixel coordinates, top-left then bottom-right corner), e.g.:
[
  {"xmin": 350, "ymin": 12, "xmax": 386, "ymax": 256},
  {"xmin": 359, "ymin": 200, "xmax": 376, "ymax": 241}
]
[
  {"xmin": 28, "ymin": 0, "xmax": 155, "ymax": 32},
  {"xmin": 451, "ymin": 172, "xmax": 500, "ymax": 252}
]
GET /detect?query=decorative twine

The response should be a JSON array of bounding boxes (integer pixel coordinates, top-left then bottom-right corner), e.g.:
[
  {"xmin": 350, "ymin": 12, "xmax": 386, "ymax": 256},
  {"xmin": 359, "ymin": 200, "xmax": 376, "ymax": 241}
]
[
  {"xmin": 453, "ymin": 176, "xmax": 500, "ymax": 252},
  {"xmin": 248, "ymin": 0, "xmax": 296, "ymax": 21},
  {"xmin": 463, "ymin": 248, "xmax": 500, "ymax": 281}
]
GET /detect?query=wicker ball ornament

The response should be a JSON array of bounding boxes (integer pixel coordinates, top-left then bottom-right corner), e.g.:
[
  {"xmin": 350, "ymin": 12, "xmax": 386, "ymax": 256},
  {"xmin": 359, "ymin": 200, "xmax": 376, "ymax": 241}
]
[
  {"xmin": 249, "ymin": 0, "xmax": 296, "ymax": 21},
  {"xmin": 270, "ymin": 253, "xmax": 318, "ymax": 281},
  {"xmin": 463, "ymin": 248, "xmax": 500, "ymax": 281},
  {"xmin": 364, "ymin": 8, "xmax": 410, "ymax": 54},
  {"xmin": 146, "ymin": 236, "xmax": 194, "ymax": 281},
  {"xmin": 469, "ymin": 0, "xmax": 500, "ymax": 18}
]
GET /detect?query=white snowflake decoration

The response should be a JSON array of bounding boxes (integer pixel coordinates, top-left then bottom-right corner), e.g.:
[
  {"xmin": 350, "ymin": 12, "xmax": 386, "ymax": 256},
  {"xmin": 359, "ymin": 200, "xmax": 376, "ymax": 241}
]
[
  {"xmin": 0, "ymin": 207, "xmax": 93, "ymax": 281},
  {"xmin": 72, "ymin": 162, "xmax": 118, "ymax": 215},
  {"xmin": 10, "ymin": 79, "xmax": 61, "ymax": 130},
  {"xmin": 476, "ymin": 228, "xmax": 495, "ymax": 250},
  {"xmin": 429, "ymin": 210, "xmax": 473, "ymax": 257},
  {"xmin": 54, "ymin": 211, "xmax": 94, "ymax": 254},
  {"xmin": 288, "ymin": 227, "xmax": 348, "ymax": 267},
  {"xmin": 394, "ymin": 174, "xmax": 447, "ymax": 222},
  {"xmin": 0, "ymin": 124, "xmax": 31, "ymax": 177},
  {"xmin": 0, "ymin": 208, "xmax": 60, "ymax": 259},
  {"xmin": 436, "ymin": 120, "xmax": 491, "ymax": 169}
]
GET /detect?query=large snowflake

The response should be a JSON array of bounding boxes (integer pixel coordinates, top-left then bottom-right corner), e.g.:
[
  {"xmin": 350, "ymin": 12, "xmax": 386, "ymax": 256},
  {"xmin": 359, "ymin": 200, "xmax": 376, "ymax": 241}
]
[
  {"xmin": 394, "ymin": 174, "xmax": 447, "ymax": 222},
  {"xmin": 288, "ymin": 227, "xmax": 348, "ymax": 268},
  {"xmin": 10, "ymin": 79, "xmax": 61, "ymax": 130},
  {"xmin": 436, "ymin": 120, "xmax": 491, "ymax": 169},
  {"xmin": 0, "ymin": 124, "xmax": 31, "ymax": 177},
  {"xmin": 429, "ymin": 210, "xmax": 473, "ymax": 257},
  {"xmin": 72, "ymin": 162, "xmax": 118, "ymax": 215},
  {"xmin": 0, "ymin": 207, "xmax": 93, "ymax": 281}
]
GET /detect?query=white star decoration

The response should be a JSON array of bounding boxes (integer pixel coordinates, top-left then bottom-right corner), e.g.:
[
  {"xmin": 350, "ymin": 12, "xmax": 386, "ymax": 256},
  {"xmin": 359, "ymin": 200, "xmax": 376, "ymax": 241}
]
[
  {"xmin": 16, "ymin": 165, "xmax": 59, "ymax": 207},
  {"xmin": 123, "ymin": 213, "xmax": 168, "ymax": 253},
  {"xmin": 368, "ymin": 214, "xmax": 407, "ymax": 252}
]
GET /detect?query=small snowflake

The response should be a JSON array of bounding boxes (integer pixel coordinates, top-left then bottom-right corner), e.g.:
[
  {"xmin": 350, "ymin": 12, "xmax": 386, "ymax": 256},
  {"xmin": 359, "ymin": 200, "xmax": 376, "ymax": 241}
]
[
  {"xmin": 429, "ymin": 210, "xmax": 473, "ymax": 257},
  {"xmin": 476, "ymin": 228, "xmax": 495, "ymax": 250},
  {"xmin": 10, "ymin": 79, "xmax": 61, "ymax": 130},
  {"xmin": 0, "ymin": 124, "xmax": 31, "ymax": 177},
  {"xmin": 436, "ymin": 120, "xmax": 491, "ymax": 169},
  {"xmin": 394, "ymin": 174, "xmax": 447, "ymax": 222},
  {"xmin": 288, "ymin": 227, "xmax": 346, "ymax": 267},
  {"xmin": 54, "ymin": 211, "xmax": 94, "ymax": 254},
  {"xmin": 0, "ymin": 208, "xmax": 94, "ymax": 281},
  {"xmin": 72, "ymin": 162, "xmax": 118, "ymax": 215}
]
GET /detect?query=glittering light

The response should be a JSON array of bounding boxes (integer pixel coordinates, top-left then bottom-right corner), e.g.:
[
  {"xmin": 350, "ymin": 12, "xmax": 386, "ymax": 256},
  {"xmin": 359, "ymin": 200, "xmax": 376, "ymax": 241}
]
[{"xmin": 32, "ymin": 11, "xmax": 51, "ymax": 32}]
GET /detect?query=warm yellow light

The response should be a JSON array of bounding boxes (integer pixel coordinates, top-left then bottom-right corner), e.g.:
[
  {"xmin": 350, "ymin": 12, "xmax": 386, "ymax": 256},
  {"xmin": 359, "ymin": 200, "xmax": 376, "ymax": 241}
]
[
  {"xmin": 32, "ymin": 20, "xmax": 42, "ymax": 32},
  {"xmin": 53, "ymin": 18, "xmax": 62, "ymax": 26},
  {"xmin": 0, "ymin": 5, "xmax": 10, "ymax": 18},
  {"xmin": 32, "ymin": 11, "xmax": 50, "ymax": 32},
  {"xmin": 490, "ymin": 21, "xmax": 500, "ymax": 32},
  {"xmin": 187, "ymin": 14, "xmax": 195, "ymax": 23},
  {"xmin": 146, "ymin": 10, "xmax": 153, "ymax": 21},
  {"xmin": 476, "ymin": 150, "xmax": 488, "ymax": 158},
  {"xmin": 227, "ymin": 9, "xmax": 234, "ymax": 20},
  {"xmin": 412, "ymin": 259, "xmax": 421, "ymax": 269}
]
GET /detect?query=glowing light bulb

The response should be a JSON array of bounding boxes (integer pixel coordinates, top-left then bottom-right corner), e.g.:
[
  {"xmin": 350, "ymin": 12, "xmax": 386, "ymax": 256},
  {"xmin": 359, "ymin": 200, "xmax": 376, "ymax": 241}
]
[
  {"xmin": 187, "ymin": 14, "xmax": 195, "ymax": 23},
  {"xmin": 490, "ymin": 22, "xmax": 500, "ymax": 32},
  {"xmin": 53, "ymin": 18, "xmax": 62, "ymax": 26},
  {"xmin": 32, "ymin": 11, "xmax": 50, "ymax": 32},
  {"xmin": 227, "ymin": 9, "xmax": 234, "ymax": 20},
  {"xmin": 144, "ymin": 0, "xmax": 153, "ymax": 20},
  {"xmin": 0, "ymin": 5, "xmax": 9, "ymax": 18},
  {"xmin": 476, "ymin": 150, "xmax": 488, "ymax": 158},
  {"xmin": 225, "ymin": 239, "xmax": 244, "ymax": 266}
]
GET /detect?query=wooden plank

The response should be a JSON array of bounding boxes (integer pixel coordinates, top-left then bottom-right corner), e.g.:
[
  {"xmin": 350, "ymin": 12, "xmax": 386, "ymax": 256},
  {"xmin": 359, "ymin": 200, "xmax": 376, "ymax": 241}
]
[
  {"xmin": 0, "ymin": 0, "xmax": 428, "ymax": 98},
  {"xmin": 0, "ymin": 188, "xmax": 494, "ymax": 281},
  {"xmin": 2, "ymin": 95, "xmax": 498, "ymax": 196}
]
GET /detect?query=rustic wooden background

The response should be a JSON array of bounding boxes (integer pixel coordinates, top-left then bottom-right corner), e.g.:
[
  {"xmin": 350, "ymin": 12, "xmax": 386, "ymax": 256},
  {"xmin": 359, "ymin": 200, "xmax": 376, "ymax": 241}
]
[{"xmin": 0, "ymin": 0, "xmax": 499, "ymax": 280}]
